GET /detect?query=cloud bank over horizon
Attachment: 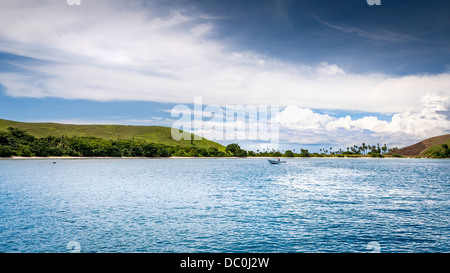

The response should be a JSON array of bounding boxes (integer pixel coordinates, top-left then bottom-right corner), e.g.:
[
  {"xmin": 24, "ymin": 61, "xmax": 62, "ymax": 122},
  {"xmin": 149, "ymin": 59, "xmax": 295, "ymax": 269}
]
[{"xmin": 274, "ymin": 92, "xmax": 449, "ymax": 147}]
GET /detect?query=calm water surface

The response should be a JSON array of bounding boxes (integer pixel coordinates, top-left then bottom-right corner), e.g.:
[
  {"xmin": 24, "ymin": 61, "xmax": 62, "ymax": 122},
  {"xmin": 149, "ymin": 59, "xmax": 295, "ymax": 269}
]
[{"xmin": 0, "ymin": 158, "xmax": 448, "ymax": 253}]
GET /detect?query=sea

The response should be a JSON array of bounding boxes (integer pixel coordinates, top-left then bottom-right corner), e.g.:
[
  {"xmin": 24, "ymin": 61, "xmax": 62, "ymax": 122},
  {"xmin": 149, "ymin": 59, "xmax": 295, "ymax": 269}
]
[{"xmin": 0, "ymin": 157, "xmax": 448, "ymax": 253}]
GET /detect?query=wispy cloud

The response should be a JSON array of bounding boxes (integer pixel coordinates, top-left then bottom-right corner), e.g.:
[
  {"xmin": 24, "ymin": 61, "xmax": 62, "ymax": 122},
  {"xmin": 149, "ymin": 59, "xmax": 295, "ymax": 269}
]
[{"xmin": 316, "ymin": 18, "xmax": 417, "ymax": 43}]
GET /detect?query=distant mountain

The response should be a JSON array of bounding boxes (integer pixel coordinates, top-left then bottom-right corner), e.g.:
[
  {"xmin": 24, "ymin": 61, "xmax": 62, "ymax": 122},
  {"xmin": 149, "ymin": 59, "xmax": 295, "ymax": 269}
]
[
  {"xmin": 393, "ymin": 134, "xmax": 450, "ymax": 158},
  {"xmin": 0, "ymin": 118, "xmax": 225, "ymax": 151}
]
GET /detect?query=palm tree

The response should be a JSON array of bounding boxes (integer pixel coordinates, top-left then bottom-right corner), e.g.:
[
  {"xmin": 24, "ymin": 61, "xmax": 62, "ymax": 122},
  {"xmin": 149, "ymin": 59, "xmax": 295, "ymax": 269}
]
[{"xmin": 381, "ymin": 144, "xmax": 387, "ymax": 154}]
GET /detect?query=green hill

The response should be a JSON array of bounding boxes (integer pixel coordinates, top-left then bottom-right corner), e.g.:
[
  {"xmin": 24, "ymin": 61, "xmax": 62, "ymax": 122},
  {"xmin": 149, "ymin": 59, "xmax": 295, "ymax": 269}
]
[
  {"xmin": 393, "ymin": 134, "xmax": 450, "ymax": 158},
  {"xmin": 0, "ymin": 119, "xmax": 225, "ymax": 151}
]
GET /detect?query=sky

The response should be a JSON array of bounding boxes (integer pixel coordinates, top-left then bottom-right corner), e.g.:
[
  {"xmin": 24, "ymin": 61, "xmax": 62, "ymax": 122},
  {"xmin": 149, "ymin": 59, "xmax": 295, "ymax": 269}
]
[{"xmin": 0, "ymin": 0, "xmax": 449, "ymax": 151}]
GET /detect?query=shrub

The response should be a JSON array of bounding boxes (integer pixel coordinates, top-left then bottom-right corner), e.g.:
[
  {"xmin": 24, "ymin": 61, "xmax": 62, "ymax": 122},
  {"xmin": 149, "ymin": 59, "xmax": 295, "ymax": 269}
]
[
  {"xmin": 187, "ymin": 147, "xmax": 199, "ymax": 157},
  {"xmin": 19, "ymin": 146, "xmax": 32, "ymax": 157},
  {"xmin": 368, "ymin": 152, "xmax": 384, "ymax": 158},
  {"xmin": 284, "ymin": 150, "xmax": 294, "ymax": 157},
  {"xmin": 0, "ymin": 145, "xmax": 12, "ymax": 157}
]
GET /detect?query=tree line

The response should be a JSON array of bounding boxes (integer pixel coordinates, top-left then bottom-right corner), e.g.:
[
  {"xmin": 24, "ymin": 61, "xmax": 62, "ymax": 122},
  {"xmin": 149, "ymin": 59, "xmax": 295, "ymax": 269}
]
[
  {"xmin": 0, "ymin": 127, "xmax": 420, "ymax": 158},
  {"xmin": 225, "ymin": 143, "xmax": 398, "ymax": 158},
  {"xmin": 0, "ymin": 127, "xmax": 226, "ymax": 158}
]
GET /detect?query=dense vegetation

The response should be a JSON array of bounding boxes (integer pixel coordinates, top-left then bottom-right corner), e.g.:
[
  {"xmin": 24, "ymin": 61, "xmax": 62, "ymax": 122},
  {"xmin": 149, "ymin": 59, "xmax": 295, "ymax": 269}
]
[
  {"xmin": 421, "ymin": 144, "xmax": 450, "ymax": 158},
  {"xmin": 0, "ymin": 127, "xmax": 225, "ymax": 158},
  {"xmin": 1, "ymin": 127, "xmax": 446, "ymax": 158}
]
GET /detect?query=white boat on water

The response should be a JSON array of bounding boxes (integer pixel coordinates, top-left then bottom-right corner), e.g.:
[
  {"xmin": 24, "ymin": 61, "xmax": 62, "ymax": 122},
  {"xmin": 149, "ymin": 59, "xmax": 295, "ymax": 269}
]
[{"xmin": 268, "ymin": 159, "xmax": 286, "ymax": 164}]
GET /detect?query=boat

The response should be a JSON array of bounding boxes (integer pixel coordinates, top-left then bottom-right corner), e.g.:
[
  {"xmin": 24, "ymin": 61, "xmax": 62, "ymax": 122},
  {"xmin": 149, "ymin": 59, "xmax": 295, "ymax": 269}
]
[{"xmin": 268, "ymin": 159, "xmax": 286, "ymax": 164}]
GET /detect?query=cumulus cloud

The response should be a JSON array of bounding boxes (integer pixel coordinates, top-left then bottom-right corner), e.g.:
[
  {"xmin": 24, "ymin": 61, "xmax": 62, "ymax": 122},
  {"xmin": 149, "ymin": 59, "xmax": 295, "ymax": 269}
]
[
  {"xmin": 0, "ymin": 0, "xmax": 449, "ymax": 115},
  {"xmin": 273, "ymin": 106, "xmax": 334, "ymax": 130},
  {"xmin": 326, "ymin": 93, "xmax": 449, "ymax": 137},
  {"xmin": 276, "ymin": 93, "xmax": 450, "ymax": 146}
]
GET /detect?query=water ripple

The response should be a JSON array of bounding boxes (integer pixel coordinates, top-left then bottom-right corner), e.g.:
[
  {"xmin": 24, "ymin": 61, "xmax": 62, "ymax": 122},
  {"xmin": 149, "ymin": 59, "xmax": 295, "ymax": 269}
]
[{"xmin": 0, "ymin": 158, "xmax": 448, "ymax": 252}]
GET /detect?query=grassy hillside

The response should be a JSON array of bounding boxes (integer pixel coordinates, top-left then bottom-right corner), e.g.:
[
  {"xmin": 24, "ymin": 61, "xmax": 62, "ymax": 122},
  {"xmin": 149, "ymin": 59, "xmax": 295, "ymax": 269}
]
[
  {"xmin": 421, "ymin": 136, "xmax": 450, "ymax": 158},
  {"xmin": 393, "ymin": 134, "xmax": 450, "ymax": 158},
  {"xmin": 0, "ymin": 119, "xmax": 225, "ymax": 151}
]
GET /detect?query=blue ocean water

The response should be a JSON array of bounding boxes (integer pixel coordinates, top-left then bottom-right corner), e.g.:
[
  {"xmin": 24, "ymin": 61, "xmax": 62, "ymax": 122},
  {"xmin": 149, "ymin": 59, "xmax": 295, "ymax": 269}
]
[{"xmin": 0, "ymin": 158, "xmax": 448, "ymax": 253}]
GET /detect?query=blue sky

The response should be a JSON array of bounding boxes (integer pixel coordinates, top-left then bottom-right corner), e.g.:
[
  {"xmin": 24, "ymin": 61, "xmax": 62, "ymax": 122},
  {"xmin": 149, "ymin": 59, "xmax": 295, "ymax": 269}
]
[{"xmin": 0, "ymin": 0, "xmax": 449, "ymax": 150}]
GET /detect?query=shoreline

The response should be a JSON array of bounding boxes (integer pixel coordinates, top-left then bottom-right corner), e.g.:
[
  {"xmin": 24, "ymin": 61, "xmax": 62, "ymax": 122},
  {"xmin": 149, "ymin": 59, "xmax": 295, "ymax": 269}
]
[{"xmin": 0, "ymin": 155, "xmax": 442, "ymax": 160}]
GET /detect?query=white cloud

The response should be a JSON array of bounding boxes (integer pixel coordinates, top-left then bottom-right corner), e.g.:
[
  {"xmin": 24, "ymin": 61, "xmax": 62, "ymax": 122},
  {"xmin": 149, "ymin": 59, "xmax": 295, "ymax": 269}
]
[
  {"xmin": 190, "ymin": 23, "xmax": 214, "ymax": 37},
  {"xmin": 274, "ymin": 105, "xmax": 334, "ymax": 130},
  {"xmin": 316, "ymin": 62, "xmax": 346, "ymax": 76},
  {"xmin": 326, "ymin": 93, "xmax": 449, "ymax": 137},
  {"xmin": 326, "ymin": 115, "xmax": 389, "ymax": 132},
  {"xmin": 276, "ymin": 93, "xmax": 450, "ymax": 146}
]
